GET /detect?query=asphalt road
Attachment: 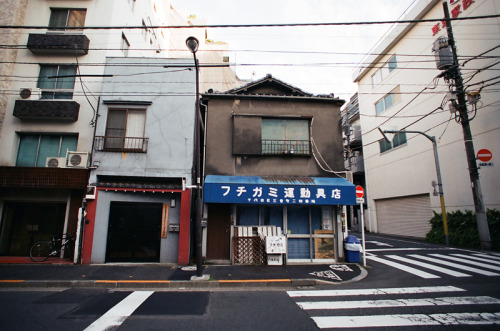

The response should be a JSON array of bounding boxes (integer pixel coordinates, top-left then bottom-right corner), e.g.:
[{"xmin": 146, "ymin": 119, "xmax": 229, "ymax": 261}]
[{"xmin": 1, "ymin": 233, "xmax": 499, "ymax": 330}]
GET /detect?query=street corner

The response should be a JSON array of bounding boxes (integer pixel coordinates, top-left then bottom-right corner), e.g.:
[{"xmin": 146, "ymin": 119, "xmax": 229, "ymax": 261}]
[{"xmin": 301, "ymin": 263, "xmax": 366, "ymax": 284}]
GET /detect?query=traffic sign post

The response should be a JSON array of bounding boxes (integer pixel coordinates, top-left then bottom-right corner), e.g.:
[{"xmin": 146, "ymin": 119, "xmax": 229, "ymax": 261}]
[{"xmin": 356, "ymin": 185, "xmax": 366, "ymax": 267}]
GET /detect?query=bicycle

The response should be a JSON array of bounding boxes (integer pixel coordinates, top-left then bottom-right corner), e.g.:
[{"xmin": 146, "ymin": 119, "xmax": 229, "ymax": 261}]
[{"xmin": 29, "ymin": 233, "xmax": 75, "ymax": 262}]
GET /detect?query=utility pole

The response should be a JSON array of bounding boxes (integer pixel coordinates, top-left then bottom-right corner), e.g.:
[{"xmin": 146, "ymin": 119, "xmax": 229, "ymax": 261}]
[{"xmin": 442, "ymin": 2, "xmax": 491, "ymax": 250}]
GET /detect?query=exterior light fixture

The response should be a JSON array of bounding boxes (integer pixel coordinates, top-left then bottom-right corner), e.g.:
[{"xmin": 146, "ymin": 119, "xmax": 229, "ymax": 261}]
[{"xmin": 186, "ymin": 36, "xmax": 199, "ymax": 54}]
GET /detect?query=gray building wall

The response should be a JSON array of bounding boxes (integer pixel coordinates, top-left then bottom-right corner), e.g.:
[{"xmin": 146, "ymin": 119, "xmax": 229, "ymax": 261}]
[
  {"xmin": 204, "ymin": 96, "xmax": 345, "ymax": 177},
  {"xmin": 90, "ymin": 191, "xmax": 180, "ymax": 263},
  {"xmin": 90, "ymin": 57, "xmax": 195, "ymax": 184}
]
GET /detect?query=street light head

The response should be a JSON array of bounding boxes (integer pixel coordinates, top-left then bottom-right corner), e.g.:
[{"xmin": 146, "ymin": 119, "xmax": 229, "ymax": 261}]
[{"xmin": 186, "ymin": 36, "xmax": 199, "ymax": 54}]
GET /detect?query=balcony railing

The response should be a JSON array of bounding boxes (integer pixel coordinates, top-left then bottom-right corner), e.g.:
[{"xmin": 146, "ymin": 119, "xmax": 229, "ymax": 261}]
[
  {"xmin": 262, "ymin": 139, "xmax": 310, "ymax": 156},
  {"xmin": 94, "ymin": 136, "xmax": 148, "ymax": 153}
]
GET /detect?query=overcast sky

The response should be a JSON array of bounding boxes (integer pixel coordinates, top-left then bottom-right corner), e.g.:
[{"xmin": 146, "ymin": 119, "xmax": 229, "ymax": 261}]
[{"xmin": 169, "ymin": 0, "xmax": 417, "ymax": 100}]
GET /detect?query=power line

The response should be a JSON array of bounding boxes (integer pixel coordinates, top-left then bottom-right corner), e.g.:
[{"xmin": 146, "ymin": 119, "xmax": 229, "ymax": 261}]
[{"xmin": 1, "ymin": 14, "xmax": 499, "ymax": 30}]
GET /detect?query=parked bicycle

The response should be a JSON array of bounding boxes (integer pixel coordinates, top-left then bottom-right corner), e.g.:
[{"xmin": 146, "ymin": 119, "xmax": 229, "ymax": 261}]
[{"xmin": 30, "ymin": 233, "xmax": 75, "ymax": 262}]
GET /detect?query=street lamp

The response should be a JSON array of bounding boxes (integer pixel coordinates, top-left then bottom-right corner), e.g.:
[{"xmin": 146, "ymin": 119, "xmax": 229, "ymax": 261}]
[
  {"xmin": 381, "ymin": 129, "xmax": 450, "ymax": 246},
  {"xmin": 186, "ymin": 36, "xmax": 205, "ymax": 278}
]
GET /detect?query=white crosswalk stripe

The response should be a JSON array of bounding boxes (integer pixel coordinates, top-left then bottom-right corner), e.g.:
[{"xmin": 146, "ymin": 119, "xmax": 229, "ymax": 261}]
[
  {"xmin": 287, "ymin": 286, "xmax": 500, "ymax": 329},
  {"xmin": 430, "ymin": 253, "xmax": 500, "ymax": 271},
  {"xmin": 410, "ymin": 254, "xmax": 500, "ymax": 276},
  {"xmin": 387, "ymin": 254, "xmax": 471, "ymax": 277},
  {"xmin": 366, "ymin": 253, "xmax": 500, "ymax": 278}
]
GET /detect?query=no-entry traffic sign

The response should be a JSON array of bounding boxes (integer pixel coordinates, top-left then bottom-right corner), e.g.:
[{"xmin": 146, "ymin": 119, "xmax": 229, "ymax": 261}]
[
  {"xmin": 477, "ymin": 149, "xmax": 493, "ymax": 162},
  {"xmin": 355, "ymin": 185, "xmax": 364, "ymax": 198}
]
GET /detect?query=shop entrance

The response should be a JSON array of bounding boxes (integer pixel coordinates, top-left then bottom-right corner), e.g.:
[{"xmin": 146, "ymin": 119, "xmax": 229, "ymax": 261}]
[
  {"xmin": 206, "ymin": 204, "xmax": 231, "ymax": 260},
  {"xmin": 106, "ymin": 202, "xmax": 162, "ymax": 263},
  {"xmin": 0, "ymin": 202, "xmax": 66, "ymax": 256}
]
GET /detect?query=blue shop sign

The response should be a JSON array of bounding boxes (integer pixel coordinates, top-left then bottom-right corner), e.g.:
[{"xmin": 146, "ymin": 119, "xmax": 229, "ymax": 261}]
[{"xmin": 204, "ymin": 175, "xmax": 357, "ymax": 206}]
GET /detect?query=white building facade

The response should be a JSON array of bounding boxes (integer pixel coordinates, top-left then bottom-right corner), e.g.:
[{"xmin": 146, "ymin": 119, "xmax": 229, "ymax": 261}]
[{"xmin": 353, "ymin": 0, "xmax": 499, "ymax": 238}]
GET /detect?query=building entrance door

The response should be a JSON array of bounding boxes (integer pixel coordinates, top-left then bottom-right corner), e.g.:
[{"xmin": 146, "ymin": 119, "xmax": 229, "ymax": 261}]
[
  {"xmin": 106, "ymin": 202, "xmax": 161, "ymax": 263},
  {"xmin": 206, "ymin": 204, "xmax": 231, "ymax": 260}
]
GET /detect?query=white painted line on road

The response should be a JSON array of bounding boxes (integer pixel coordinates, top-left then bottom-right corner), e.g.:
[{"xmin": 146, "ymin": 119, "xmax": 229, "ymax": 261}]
[
  {"xmin": 453, "ymin": 254, "xmax": 500, "ymax": 266},
  {"xmin": 411, "ymin": 254, "xmax": 500, "ymax": 276},
  {"xmin": 366, "ymin": 255, "xmax": 440, "ymax": 279},
  {"xmin": 432, "ymin": 254, "xmax": 500, "ymax": 271},
  {"xmin": 297, "ymin": 296, "xmax": 500, "ymax": 310},
  {"xmin": 84, "ymin": 291, "xmax": 153, "ymax": 331},
  {"xmin": 287, "ymin": 285, "xmax": 464, "ymax": 298},
  {"xmin": 474, "ymin": 253, "xmax": 500, "ymax": 261},
  {"xmin": 387, "ymin": 255, "xmax": 471, "ymax": 277},
  {"xmin": 312, "ymin": 312, "xmax": 500, "ymax": 329}
]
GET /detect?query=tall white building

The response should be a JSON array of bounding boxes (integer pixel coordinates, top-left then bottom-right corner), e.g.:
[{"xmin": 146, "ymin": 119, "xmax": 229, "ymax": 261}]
[
  {"xmin": 0, "ymin": 0, "xmax": 241, "ymax": 261},
  {"xmin": 353, "ymin": 0, "xmax": 499, "ymax": 238}
]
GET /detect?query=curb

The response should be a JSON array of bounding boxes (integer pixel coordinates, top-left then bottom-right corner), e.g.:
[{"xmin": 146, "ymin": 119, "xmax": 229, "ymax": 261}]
[{"xmin": 0, "ymin": 278, "xmax": 319, "ymax": 289}]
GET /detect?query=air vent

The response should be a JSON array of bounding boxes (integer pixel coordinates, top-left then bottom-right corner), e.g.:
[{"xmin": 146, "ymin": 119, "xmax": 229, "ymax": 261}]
[
  {"xmin": 19, "ymin": 88, "xmax": 42, "ymax": 100},
  {"xmin": 45, "ymin": 157, "xmax": 66, "ymax": 168},
  {"xmin": 66, "ymin": 151, "xmax": 89, "ymax": 168}
]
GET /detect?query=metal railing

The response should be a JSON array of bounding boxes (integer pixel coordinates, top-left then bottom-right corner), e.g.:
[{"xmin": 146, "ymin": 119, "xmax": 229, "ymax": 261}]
[
  {"xmin": 94, "ymin": 136, "xmax": 148, "ymax": 153},
  {"xmin": 262, "ymin": 139, "xmax": 310, "ymax": 155}
]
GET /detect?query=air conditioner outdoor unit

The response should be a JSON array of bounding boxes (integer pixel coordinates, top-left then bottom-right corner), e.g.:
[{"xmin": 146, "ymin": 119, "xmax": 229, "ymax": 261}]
[
  {"xmin": 19, "ymin": 88, "xmax": 42, "ymax": 100},
  {"xmin": 45, "ymin": 157, "xmax": 67, "ymax": 168},
  {"xmin": 66, "ymin": 151, "xmax": 89, "ymax": 168}
]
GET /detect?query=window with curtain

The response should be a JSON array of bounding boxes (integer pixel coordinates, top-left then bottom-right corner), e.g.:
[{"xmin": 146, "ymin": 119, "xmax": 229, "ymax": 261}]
[
  {"xmin": 261, "ymin": 118, "xmax": 310, "ymax": 155},
  {"xmin": 16, "ymin": 134, "xmax": 77, "ymax": 167},
  {"xmin": 48, "ymin": 9, "xmax": 86, "ymax": 31},
  {"xmin": 37, "ymin": 65, "xmax": 77, "ymax": 99},
  {"xmin": 104, "ymin": 108, "xmax": 147, "ymax": 152}
]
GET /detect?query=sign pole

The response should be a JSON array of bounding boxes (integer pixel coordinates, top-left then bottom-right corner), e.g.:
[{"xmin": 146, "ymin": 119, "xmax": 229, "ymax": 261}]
[{"xmin": 359, "ymin": 199, "xmax": 366, "ymax": 267}]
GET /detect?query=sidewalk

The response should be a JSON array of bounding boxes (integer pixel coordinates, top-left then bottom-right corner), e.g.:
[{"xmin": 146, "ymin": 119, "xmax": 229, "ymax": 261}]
[{"xmin": 0, "ymin": 262, "xmax": 366, "ymax": 289}]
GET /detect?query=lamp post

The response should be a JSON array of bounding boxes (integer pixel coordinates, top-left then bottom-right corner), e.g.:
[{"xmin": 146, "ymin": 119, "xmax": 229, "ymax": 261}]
[
  {"xmin": 383, "ymin": 130, "xmax": 450, "ymax": 246},
  {"xmin": 186, "ymin": 36, "xmax": 204, "ymax": 277}
]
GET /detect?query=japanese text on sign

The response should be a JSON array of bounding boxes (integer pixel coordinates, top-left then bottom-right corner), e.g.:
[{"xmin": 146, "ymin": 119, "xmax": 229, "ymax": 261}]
[{"xmin": 266, "ymin": 236, "xmax": 287, "ymax": 254}]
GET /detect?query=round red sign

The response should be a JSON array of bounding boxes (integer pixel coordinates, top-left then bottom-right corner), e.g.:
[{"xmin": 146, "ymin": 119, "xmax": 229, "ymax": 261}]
[
  {"xmin": 355, "ymin": 185, "xmax": 364, "ymax": 198},
  {"xmin": 477, "ymin": 149, "xmax": 492, "ymax": 162}
]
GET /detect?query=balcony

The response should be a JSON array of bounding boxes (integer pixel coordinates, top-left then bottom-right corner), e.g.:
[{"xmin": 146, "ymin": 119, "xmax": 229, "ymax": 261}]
[
  {"xmin": 27, "ymin": 33, "xmax": 90, "ymax": 55},
  {"xmin": 345, "ymin": 155, "xmax": 365, "ymax": 174},
  {"xmin": 348, "ymin": 125, "xmax": 362, "ymax": 147},
  {"xmin": 13, "ymin": 100, "xmax": 80, "ymax": 121},
  {"xmin": 0, "ymin": 167, "xmax": 88, "ymax": 189},
  {"xmin": 261, "ymin": 139, "xmax": 310, "ymax": 156},
  {"xmin": 94, "ymin": 136, "xmax": 149, "ymax": 153}
]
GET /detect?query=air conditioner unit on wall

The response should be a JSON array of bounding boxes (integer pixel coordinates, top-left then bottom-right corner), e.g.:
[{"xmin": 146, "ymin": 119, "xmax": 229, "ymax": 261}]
[
  {"xmin": 45, "ymin": 157, "xmax": 66, "ymax": 168},
  {"xmin": 19, "ymin": 88, "xmax": 42, "ymax": 100},
  {"xmin": 66, "ymin": 151, "xmax": 89, "ymax": 168}
]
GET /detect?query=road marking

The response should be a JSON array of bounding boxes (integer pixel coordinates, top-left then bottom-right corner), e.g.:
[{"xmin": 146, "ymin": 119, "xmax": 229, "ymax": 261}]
[
  {"xmin": 366, "ymin": 255, "xmax": 440, "ymax": 278},
  {"xmin": 297, "ymin": 296, "xmax": 500, "ymax": 310},
  {"xmin": 453, "ymin": 254, "xmax": 500, "ymax": 266},
  {"xmin": 411, "ymin": 255, "xmax": 500, "ymax": 276},
  {"xmin": 365, "ymin": 241, "xmax": 393, "ymax": 247},
  {"xmin": 387, "ymin": 255, "xmax": 471, "ymax": 277},
  {"xmin": 430, "ymin": 254, "xmax": 500, "ymax": 271},
  {"xmin": 287, "ymin": 285, "xmax": 464, "ymax": 298},
  {"xmin": 312, "ymin": 312, "xmax": 500, "ymax": 329},
  {"xmin": 84, "ymin": 291, "xmax": 153, "ymax": 331},
  {"xmin": 474, "ymin": 253, "xmax": 500, "ymax": 261}
]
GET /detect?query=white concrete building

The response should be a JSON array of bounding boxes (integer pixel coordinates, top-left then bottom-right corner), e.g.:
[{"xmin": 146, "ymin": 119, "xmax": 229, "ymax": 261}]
[{"xmin": 353, "ymin": 0, "xmax": 499, "ymax": 238}]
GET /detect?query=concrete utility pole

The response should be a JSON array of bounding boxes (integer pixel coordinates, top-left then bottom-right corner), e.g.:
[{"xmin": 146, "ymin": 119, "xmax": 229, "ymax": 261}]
[{"xmin": 442, "ymin": 2, "xmax": 491, "ymax": 250}]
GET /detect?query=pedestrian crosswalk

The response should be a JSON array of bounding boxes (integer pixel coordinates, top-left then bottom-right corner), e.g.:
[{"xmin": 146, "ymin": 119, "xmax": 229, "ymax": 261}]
[
  {"xmin": 365, "ymin": 252, "xmax": 500, "ymax": 279},
  {"xmin": 287, "ymin": 285, "xmax": 500, "ymax": 329}
]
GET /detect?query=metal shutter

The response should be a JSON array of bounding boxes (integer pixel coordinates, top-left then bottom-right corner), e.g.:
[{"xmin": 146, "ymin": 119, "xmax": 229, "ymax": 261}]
[{"xmin": 375, "ymin": 194, "xmax": 432, "ymax": 238}]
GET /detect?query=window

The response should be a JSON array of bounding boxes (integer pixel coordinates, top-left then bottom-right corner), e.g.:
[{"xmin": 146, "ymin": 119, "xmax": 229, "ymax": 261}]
[
  {"xmin": 16, "ymin": 134, "xmax": 77, "ymax": 167},
  {"xmin": 37, "ymin": 65, "xmax": 77, "ymax": 99},
  {"xmin": 261, "ymin": 119, "xmax": 310, "ymax": 155},
  {"xmin": 375, "ymin": 86, "xmax": 401, "ymax": 115},
  {"xmin": 103, "ymin": 108, "xmax": 147, "ymax": 152},
  {"xmin": 48, "ymin": 9, "xmax": 86, "ymax": 31},
  {"xmin": 121, "ymin": 33, "xmax": 130, "ymax": 57},
  {"xmin": 371, "ymin": 55, "xmax": 397, "ymax": 86},
  {"xmin": 379, "ymin": 132, "xmax": 407, "ymax": 153}
]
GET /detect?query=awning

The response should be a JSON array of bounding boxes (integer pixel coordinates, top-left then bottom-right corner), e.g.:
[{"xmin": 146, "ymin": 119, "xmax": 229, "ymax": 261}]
[{"xmin": 204, "ymin": 175, "xmax": 356, "ymax": 206}]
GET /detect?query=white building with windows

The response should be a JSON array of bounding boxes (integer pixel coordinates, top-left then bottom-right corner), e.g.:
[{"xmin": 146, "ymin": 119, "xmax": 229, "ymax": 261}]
[
  {"xmin": 353, "ymin": 0, "xmax": 500, "ymax": 238},
  {"xmin": 0, "ymin": 0, "xmax": 240, "ymax": 262}
]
